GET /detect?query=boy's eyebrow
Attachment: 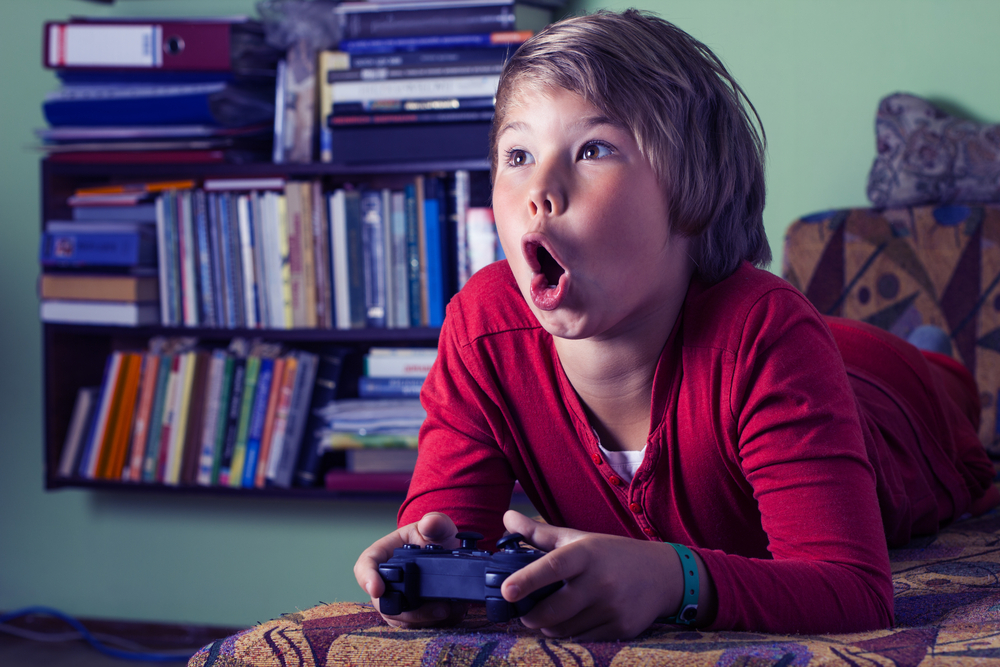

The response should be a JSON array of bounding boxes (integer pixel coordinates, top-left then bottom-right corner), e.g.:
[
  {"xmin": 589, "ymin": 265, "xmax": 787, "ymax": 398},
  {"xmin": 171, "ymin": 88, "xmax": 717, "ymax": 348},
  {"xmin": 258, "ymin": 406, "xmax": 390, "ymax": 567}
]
[{"xmin": 496, "ymin": 114, "xmax": 623, "ymax": 139}]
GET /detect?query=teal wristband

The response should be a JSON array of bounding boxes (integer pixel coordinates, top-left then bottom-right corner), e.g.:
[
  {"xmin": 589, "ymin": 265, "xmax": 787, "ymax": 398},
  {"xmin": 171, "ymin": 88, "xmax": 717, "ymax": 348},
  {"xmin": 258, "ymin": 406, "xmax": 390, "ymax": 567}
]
[{"xmin": 663, "ymin": 543, "xmax": 699, "ymax": 625}]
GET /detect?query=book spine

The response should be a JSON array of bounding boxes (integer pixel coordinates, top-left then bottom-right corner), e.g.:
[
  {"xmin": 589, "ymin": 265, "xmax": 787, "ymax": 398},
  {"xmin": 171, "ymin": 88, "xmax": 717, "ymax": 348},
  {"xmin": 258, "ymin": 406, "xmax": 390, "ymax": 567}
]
[
  {"xmin": 338, "ymin": 4, "xmax": 517, "ymax": 40},
  {"xmin": 404, "ymin": 183, "xmax": 422, "ymax": 327},
  {"xmin": 380, "ymin": 188, "xmax": 395, "ymax": 330},
  {"xmin": 361, "ymin": 189, "xmax": 388, "ymax": 328},
  {"xmin": 311, "ymin": 180, "xmax": 333, "ymax": 329},
  {"xmin": 237, "ymin": 193, "xmax": 259, "ymax": 329},
  {"xmin": 196, "ymin": 350, "xmax": 227, "ymax": 486},
  {"xmin": 290, "ymin": 352, "xmax": 326, "ymax": 487},
  {"xmin": 344, "ymin": 189, "xmax": 367, "ymax": 329},
  {"xmin": 263, "ymin": 354, "xmax": 299, "ymax": 485},
  {"xmin": 424, "ymin": 175, "xmax": 447, "ymax": 327},
  {"xmin": 299, "ymin": 182, "xmax": 319, "ymax": 328},
  {"xmin": 227, "ymin": 355, "xmax": 261, "ymax": 487},
  {"xmin": 329, "ymin": 109, "xmax": 494, "ymax": 126},
  {"xmin": 254, "ymin": 357, "xmax": 286, "ymax": 488},
  {"xmin": 58, "ymin": 386, "xmax": 99, "ymax": 478},
  {"xmin": 331, "ymin": 95, "xmax": 496, "ymax": 115},
  {"xmin": 207, "ymin": 192, "xmax": 229, "ymax": 328},
  {"xmin": 178, "ymin": 190, "xmax": 200, "ymax": 327},
  {"xmin": 223, "ymin": 193, "xmax": 246, "ymax": 327},
  {"xmin": 343, "ymin": 46, "xmax": 514, "ymax": 69},
  {"xmin": 103, "ymin": 352, "xmax": 143, "ymax": 480},
  {"xmin": 324, "ymin": 61, "xmax": 505, "ymax": 82},
  {"xmin": 328, "ymin": 189, "xmax": 352, "ymax": 330},
  {"xmin": 142, "ymin": 353, "xmax": 174, "ymax": 483},
  {"xmin": 249, "ymin": 191, "xmax": 272, "ymax": 329},
  {"xmin": 192, "ymin": 189, "xmax": 217, "ymax": 327},
  {"xmin": 358, "ymin": 376, "xmax": 424, "ymax": 398},
  {"xmin": 241, "ymin": 356, "xmax": 275, "ymax": 488},
  {"xmin": 390, "ymin": 190, "xmax": 410, "ymax": 328},
  {"xmin": 164, "ymin": 351, "xmax": 195, "ymax": 485},
  {"xmin": 81, "ymin": 351, "xmax": 124, "ymax": 479},
  {"xmin": 40, "ymin": 231, "xmax": 155, "ymax": 267},
  {"xmin": 207, "ymin": 354, "xmax": 236, "ymax": 485},
  {"xmin": 338, "ymin": 30, "xmax": 532, "ymax": 54},
  {"xmin": 276, "ymin": 195, "xmax": 294, "ymax": 328}
]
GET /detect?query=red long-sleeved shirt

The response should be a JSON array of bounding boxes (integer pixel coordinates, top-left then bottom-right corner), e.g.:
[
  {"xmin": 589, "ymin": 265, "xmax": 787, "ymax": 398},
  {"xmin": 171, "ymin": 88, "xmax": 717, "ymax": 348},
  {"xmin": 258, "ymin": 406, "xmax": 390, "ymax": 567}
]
[{"xmin": 401, "ymin": 261, "xmax": 994, "ymax": 634}]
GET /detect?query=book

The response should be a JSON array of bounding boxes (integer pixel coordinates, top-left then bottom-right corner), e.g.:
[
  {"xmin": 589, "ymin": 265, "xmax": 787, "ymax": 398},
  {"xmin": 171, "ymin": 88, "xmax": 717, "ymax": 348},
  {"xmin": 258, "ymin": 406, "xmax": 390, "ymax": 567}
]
[
  {"xmin": 58, "ymin": 386, "xmax": 100, "ymax": 478},
  {"xmin": 90, "ymin": 352, "xmax": 135, "ymax": 479},
  {"xmin": 358, "ymin": 376, "xmax": 424, "ymax": 398},
  {"xmin": 43, "ymin": 19, "xmax": 281, "ymax": 75},
  {"xmin": 423, "ymin": 175, "xmax": 447, "ymax": 327},
  {"xmin": 323, "ymin": 62, "xmax": 505, "ymax": 83},
  {"xmin": 227, "ymin": 354, "xmax": 261, "ymax": 487},
  {"xmin": 40, "ymin": 300, "xmax": 160, "ymax": 326},
  {"xmin": 192, "ymin": 189, "xmax": 218, "ymax": 326},
  {"xmin": 404, "ymin": 180, "xmax": 424, "ymax": 326},
  {"xmin": 310, "ymin": 180, "xmax": 334, "ymax": 329},
  {"xmin": 345, "ymin": 448, "xmax": 419, "ymax": 474},
  {"xmin": 269, "ymin": 351, "xmax": 320, "ymax": 488},
  {"xmin": 177, "ymin": 190, "xmax": 199, "ymax": 326},
  {"xmin": 334, "ymin": 1, "xmax": 552, "ymax": 40},
  {"xmin": 97, "ymin": 351, "xmax": 144, "ymax": 480},
  {"xmin": 126, "ymin": 352, "xmax": 161, "ymax": 482},
  {"xmin": 216, "ymin": 355, "xmax": 248, "ymax": 486},
  {"xmin": 240, "ymin": 356, "xmax": 276, "ymax": 488},
  {"xmin": 327, "ymin": 74, "xmax": 500, "ymax": 105},
  {"xmin": 292, "ymin": 350, "xmax": 344, "ymax": 487},
  {"xmin": 338, "ymin": 29, "xmax": 534, "ymax": 54},
  {"xmin": 361, "ymin": 188, "xmax": 388, "ymax": 328},
  {"xmin": 39, "ymin": 229, "xmax": 156, "ymax": 267},
  {"xmin": 72, "ymin": 203, "xmax": 158, "ymax": 222},
  {"xmin": 389, "ymin": 189, "xmax": 410, "ymax": 328},
  {"xmin": 365, "ymin": 348, "xmax": 438, "ymax": 378},
  {"xmin": 161, "ymin": 351, "xmax": 195, "ymax": 484},
  {"xmin": 261, "ymin": 354, "xmax": 298, "ymax": 487},
  {"xmin": 344, "ymin": 189, "xmax": 367, "ymax": 328},
  {"xmin": 39, "ymin": 274, "xmax": 159, "ymax": 302},
  {"xmin": 329, "ymin": 120, "xmax": 491, "ymax": 165},
  {"xmin": 329, "ymin": 109, "xmax": 495, "ymax": 126},
  {"xmin": 142, "ymin": 353, "xmax": 175, "ymax": 482},
  {"xmin": 328, "ymin": 189, "xmax": 350, "ymax": 329},
  {"xmin": 179, "ymin": 350, "xmax": 212, "ymax": 485},
  {"xmin": 253, "ymin": 356, "xmax": 286, "ymax": 488},
  {"xmin": 330, "ymin": 46, "xmax": 515, "ymax": 70},
  {"xmin": 196, "ymin": 349, "xmax": 230, "ymax": 485},
  {"xmin": 236, "ymin": 193, "xmax": 260, "ymax": 329}
]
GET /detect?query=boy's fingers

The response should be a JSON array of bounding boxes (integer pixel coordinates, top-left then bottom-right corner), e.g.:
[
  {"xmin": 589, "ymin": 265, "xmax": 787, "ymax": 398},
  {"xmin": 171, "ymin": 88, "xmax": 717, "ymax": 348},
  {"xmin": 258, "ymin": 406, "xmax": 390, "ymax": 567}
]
[
  {"xmin": 503, "ymin": 509, "xmax": 585, "ymax": 551},
  {"xmin": 417, "ymin": 512, "xmax": 460, "ymax": 545},
  {"xmin": 501, "ymin": 543, "xmax": 585, "ymax": 603}
]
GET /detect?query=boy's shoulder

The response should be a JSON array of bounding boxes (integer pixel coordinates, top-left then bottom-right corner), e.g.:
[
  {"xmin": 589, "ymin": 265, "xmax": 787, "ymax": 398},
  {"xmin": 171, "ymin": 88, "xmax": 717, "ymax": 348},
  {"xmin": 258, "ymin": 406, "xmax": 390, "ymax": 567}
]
[
  {"xmin": 446, "ymin": 260, "xmax": 540, "ymax": 345},
  {"xmin": 683, "ymin": 262, "xmax": 818, "ymax": 344}
]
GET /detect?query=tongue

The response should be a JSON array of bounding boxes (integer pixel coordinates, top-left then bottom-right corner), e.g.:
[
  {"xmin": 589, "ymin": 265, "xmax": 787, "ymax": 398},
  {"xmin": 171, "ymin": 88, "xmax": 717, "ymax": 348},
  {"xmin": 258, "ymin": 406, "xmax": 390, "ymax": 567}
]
[{"xmin": 538, "ymin": 246, "xmax": 564, "ymax": 286}]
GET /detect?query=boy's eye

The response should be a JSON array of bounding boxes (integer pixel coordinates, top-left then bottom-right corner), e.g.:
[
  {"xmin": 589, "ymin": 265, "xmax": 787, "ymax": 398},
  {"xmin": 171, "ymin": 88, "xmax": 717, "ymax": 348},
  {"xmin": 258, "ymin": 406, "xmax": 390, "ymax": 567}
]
[
  {"xmin": 580, "ymin": 142, "xmax": 613, "ymax": 160},
  {"xmin": 505, "ymin": 148, "xmax": 533, "ymax": 167}
]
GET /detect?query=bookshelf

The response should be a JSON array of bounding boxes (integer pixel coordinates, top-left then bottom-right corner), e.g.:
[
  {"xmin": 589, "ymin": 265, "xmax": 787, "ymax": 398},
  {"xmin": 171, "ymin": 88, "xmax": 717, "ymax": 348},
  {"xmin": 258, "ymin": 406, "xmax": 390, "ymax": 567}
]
[{"xmin": 41, "ymin": 157, "xmax": 492, "ymax": 499}]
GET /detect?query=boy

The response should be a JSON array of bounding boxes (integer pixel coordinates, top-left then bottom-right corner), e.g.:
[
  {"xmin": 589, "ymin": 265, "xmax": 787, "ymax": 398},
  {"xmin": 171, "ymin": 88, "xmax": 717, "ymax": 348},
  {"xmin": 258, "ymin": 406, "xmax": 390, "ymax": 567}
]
[{"xmin": 355, "ymin": 9, "xmax": 997, "ymax": 639}]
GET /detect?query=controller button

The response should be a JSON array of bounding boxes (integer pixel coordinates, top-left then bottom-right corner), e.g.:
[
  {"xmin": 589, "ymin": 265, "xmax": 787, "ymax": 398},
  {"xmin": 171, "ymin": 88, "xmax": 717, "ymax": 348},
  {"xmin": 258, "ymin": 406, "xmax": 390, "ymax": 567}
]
[
  {"xmin": 425, "ymin": 544, "xmax": 444, "ymax": 551},
  {"xmin": 402, "ymin": 544, "xmax": 420, "ymax": 550},
  {"xmin": 485, "ymin": 597, "xmax": 513, "ymax": 623},
  {"xmin": 485, "ymin": 571, "xmax": 508, "ymax": 587},
  {"xmin": 629, "ymin": 503, "xmax": 642, "ymax": 514},
  {"xmin": 609, "ymin": 475, "xmax": 623, "ymax": 487},
  {"xmin": 380, "ymin": 566, "xmax": 404, "ymax": 583},
  {"xmin": 591, "ymin": 453, "xmax": 603, "ymax": 465}
]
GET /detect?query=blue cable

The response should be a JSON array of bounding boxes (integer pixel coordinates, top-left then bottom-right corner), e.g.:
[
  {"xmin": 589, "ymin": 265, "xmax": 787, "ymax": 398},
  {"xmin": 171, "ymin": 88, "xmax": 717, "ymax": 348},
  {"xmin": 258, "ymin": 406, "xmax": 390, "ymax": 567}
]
[{"xmin": 0, "ymin": 606, "xmax": 195, "ymax": 662}]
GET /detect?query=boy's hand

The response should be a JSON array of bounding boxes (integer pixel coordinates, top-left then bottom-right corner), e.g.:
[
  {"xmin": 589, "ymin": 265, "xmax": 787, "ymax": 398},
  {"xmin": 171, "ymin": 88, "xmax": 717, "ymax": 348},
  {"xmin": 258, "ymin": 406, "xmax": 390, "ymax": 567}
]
[
  {"xmin": 501, "ymin": 510, "xmax": 708, "ymax": 640},
  {"xmin": 353, "ymin": 512, "xmax": 469, "ymax": 627}
]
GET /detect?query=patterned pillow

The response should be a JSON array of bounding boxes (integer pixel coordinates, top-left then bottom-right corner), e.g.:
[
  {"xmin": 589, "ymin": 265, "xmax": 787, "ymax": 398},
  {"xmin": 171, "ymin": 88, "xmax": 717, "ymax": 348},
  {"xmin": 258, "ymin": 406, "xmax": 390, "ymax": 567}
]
[{"xmin": 867, "ymin": 93, "xmax": 1000, "ymax": 208}]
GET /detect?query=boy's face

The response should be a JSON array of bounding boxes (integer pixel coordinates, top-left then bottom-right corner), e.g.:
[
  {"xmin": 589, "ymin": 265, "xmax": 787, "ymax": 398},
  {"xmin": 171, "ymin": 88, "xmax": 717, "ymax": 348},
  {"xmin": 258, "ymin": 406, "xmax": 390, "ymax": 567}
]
[{"xmin": 492, "ymin": 85, "xmax": 693, "ymax": 342}]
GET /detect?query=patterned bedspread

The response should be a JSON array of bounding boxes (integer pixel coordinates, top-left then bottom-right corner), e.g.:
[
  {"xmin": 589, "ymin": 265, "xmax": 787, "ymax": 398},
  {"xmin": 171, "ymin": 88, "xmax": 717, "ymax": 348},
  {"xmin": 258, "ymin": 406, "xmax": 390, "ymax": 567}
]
[{"xmin": 189, "ymin": 506, "xmax": 1000, "ymax": 667}]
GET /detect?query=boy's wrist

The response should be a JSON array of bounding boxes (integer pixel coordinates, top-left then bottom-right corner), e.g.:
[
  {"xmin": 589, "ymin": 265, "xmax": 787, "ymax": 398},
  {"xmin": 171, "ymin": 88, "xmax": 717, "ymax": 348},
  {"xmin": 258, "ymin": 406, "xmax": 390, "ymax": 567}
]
[{"xmin": 658, "ymin": 543, "xmax": 700, "ymax": 625}]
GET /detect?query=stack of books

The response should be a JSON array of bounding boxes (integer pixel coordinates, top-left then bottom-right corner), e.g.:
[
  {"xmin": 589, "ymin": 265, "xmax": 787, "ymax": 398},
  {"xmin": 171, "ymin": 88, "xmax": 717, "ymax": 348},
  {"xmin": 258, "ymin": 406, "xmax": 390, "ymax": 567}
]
[
  {"xmin": 56, "ymin": 339, "xmax": 356, "ymax": 489},
  {"xmin": 319, "ymin": 0, "xmax": 559, "ymax": 164},
  {"xmin": 38, "ymin": 181, "xmax": 188, "ymax": 326},
  {"xmin": 37, "ymin": 17, "xmax": 281, "ymax": 164}
]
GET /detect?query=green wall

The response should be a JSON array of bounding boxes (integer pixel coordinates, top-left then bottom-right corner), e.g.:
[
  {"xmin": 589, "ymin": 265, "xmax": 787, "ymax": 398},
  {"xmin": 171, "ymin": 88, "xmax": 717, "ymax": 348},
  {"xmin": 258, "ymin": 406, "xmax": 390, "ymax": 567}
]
[{"xmin": 2, "ymin": 0, "xmax": 999, "ymax": 629}]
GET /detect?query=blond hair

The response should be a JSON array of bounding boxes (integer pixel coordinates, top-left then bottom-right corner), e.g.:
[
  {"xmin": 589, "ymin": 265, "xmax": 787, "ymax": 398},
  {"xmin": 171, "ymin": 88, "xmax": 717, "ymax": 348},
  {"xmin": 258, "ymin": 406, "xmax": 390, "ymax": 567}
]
[{"xmin": 490, "ymin": 9, "xmax": 769, "ymax": 283}]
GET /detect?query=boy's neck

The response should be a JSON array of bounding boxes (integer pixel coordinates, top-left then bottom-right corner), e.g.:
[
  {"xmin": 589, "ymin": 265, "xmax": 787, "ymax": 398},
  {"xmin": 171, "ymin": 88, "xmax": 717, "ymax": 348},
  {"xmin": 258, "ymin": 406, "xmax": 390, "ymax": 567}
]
[{"xmin": 553, "ymin": 283, "xmax": 687, "ymax": 452}]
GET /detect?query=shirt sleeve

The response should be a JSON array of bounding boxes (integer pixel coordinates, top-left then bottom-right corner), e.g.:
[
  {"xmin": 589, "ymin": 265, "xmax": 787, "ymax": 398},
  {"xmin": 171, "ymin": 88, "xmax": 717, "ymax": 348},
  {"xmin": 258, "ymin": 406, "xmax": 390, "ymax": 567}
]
[
  {"xmin": 397, "ymin": 305, "xmax": 516, "ymax": 547},
  {"xmin": 699, "ymin": 288, "xmax": 895, "ymax": 633}
]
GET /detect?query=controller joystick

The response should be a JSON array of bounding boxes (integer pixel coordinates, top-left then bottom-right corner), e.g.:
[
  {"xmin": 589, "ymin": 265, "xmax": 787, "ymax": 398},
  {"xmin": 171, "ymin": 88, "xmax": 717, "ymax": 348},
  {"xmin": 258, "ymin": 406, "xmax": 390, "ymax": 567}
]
[{"xmin": 377, "ymin": 532, "xmax": 562, "ymax": 623}]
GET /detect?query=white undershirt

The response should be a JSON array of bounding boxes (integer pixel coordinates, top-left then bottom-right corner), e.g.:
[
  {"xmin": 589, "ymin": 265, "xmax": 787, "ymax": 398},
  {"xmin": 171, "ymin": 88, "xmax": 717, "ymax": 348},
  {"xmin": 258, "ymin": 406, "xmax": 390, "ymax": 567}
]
[{"xmin": 597, "ymin": 441, "xmax": 647, "ymax": 483}]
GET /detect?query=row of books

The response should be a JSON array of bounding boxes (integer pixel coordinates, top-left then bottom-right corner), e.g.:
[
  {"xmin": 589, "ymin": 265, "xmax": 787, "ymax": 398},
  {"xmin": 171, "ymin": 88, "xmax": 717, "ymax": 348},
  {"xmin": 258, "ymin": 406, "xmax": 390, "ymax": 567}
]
[
  {"xmin": 39, "ymin": 170, "xmax": 504, "ymax": 328},
  {"xmin": 57, "ymin": 341, "xmax": 433, "ymax": 488},
  {"xmin": 38, "ymin": 16, "xmax": 281, "ymax": 164},
  {"xmin": 315, "ymin": 0, "xmax": 558, "ymax": 164}
]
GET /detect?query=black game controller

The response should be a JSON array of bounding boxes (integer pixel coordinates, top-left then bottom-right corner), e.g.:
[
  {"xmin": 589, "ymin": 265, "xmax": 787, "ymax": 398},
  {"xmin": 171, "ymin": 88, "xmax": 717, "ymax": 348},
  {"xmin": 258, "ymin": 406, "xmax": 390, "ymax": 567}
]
[{"xmin": 377, "ymin": 532, "xmax": 562, "ymax": 623}]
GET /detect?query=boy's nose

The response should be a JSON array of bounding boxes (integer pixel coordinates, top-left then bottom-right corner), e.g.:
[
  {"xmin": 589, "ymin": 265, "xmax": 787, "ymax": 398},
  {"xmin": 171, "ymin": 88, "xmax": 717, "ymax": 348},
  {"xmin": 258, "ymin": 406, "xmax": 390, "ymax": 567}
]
[{"xmin": 527, "ymin": 166, "xmax": 566, "ymax": 218}]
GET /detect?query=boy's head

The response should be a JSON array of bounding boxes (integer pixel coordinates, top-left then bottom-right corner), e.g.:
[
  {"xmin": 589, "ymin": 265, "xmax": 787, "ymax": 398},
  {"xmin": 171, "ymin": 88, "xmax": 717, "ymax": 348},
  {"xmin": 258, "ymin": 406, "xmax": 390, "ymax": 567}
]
[{"xmin": 490, "ymin": 9, "xmax": 770, "ymax": 283}]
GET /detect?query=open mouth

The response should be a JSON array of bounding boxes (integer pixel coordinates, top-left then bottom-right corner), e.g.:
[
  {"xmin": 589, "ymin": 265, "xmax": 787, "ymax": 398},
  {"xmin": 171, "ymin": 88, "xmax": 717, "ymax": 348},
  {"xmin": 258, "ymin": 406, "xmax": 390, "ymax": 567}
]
[{"xmin": 537, "ymin": 245, "xmax": 565, "ymax": 287}]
